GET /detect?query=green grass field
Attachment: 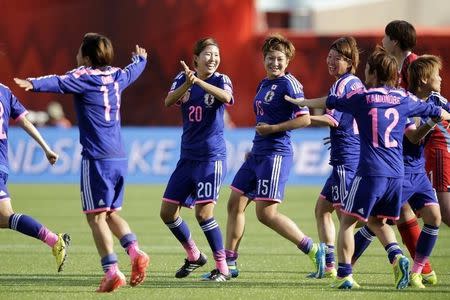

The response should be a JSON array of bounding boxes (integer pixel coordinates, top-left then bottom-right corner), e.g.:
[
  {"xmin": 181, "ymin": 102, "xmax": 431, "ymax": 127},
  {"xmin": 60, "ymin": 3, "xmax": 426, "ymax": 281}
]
[{"xmin": 0, "ymin": 184, "xmax": 449, "ymax": 299}]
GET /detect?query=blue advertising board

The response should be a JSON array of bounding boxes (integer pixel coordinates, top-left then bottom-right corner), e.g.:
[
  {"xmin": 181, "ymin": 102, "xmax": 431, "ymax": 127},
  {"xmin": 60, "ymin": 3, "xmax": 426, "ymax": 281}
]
[{"xmin": 7, "ymin": 127, "xmax": 332, "ymax": 184}]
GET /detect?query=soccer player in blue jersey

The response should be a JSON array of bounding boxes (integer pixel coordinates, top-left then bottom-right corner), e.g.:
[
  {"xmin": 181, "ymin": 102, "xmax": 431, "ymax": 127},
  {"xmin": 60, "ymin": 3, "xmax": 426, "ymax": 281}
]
[
  {"xmin": 287, "ymin": 46, "xmax": 450, "ymax": 289},
  {"xmin": 14, "ymin": 33, "xmax": 149, "ymax": 292},
  {"xmin": 301, "ymin": 37, "xmax": 363, "ymax": 279},
  {"xmin": 0, "ymin": 83, "xmax": 69, "ymax": 273},
  {"xmin": 222, "ymin": 34, "xmax": 325, "ymax": 279},
  {"xmin": 161, "ymin": 37, "xmax": 233, "ymax": 282},
  {"xmin": 353, "ymin": 20, "xmax": 436, "ymax": 284}
]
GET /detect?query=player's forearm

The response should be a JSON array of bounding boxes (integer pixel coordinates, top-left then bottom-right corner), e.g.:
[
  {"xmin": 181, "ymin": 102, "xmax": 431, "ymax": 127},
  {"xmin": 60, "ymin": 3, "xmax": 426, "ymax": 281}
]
[
  {"xmin": 304, "ymin": 98, "xmax": 327, "ymax": 109},
  {"xmin": 196, "ymin": 80, "xmax": 232, "ymax": 103},
  {"xmin": 310, "ymin": 115, "xmax": 337, "ymax": 127},
  {"xmin": 18, "ymin": 116, "xmax": 51, "ymax": 153},
  {"xmin": 273, "ymin": 114, "xmax": 311, "ymax": 132},
  {"xmin": 164, "ymin": 82, "xmax": 190, "ymax": 107}
]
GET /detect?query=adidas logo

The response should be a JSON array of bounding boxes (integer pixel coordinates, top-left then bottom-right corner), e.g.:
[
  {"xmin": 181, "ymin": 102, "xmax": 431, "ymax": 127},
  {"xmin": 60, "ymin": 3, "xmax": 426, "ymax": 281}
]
[
  {"xmin": 357, "ymin": 208, "xmax": 364, "ymax": 215},
  {"xmin": 0, "ymin": 190, "xmax": 7, "ymax": 196},
  {"xmin": 98, "ymin": 199, "xmax": 105, "ymax": 206}
]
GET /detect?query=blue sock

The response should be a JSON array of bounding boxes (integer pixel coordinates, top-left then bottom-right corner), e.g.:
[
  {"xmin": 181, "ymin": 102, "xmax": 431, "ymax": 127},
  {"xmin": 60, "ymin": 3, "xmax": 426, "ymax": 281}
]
[
  {"xmin": 199, "ymin": 218, "xmax": 224, "ymax": 257},
  {"xmin": 325, "ymin": 244, "xmax": 335, "ymax": 267},
  {"xmin": 165, "ymin": 217, "xmax": 191, "ymax": 243},
  {"xmin": 385, "ymin": 242, "xmax": 403, "ymax": 264},
  {"xmin": 8, "ymin": 214, "xmax": 42, "ymax": 240},
  {"xmin": 101, "ymin": 253, "xmax": 118, "ymax": 273},
  {"xmin": 352, "ymin": 225, "xmax": 375, "ymax": 264},
  {"xmin": 119, "ymin": 233, "xmax": 137, "ymax": 249},
  {"xmin": 337, "ymin": 263, "xmax": 352, "ymax": 278},
  {"xmin": 416, "ymin": 224, "xmax": 439, "ymax": 257},
  {"xmin": 297, "ymin": 236, "xmax": 313, "ymax": 254}
]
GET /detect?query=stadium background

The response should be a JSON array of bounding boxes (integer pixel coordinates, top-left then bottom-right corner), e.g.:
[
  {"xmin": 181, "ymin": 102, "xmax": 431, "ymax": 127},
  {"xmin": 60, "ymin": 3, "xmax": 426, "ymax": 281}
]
[{"xmin": 1, "ymin": 0, "xmax": 450, "ymax": 183}]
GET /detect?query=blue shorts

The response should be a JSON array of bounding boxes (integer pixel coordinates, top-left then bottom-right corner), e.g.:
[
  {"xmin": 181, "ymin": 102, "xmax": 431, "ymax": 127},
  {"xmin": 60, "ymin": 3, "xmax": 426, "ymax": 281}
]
[
  {"xmin": 163, "ymin": 159, "xmax": 226, "ymax": 208},
  {"xmin": 0, "ymin": 172, "xmax": 10, "ymax": 202},
  {"xmin": 402, "ymin": 172, "xmax": 439, "ymax": 211},
  {"xmin": 231, "ymin": 154, "xmax": 292, "ymax": 202},
  {"xmin": 320, "ymin": 164, "xmax": 356, "ymax": 207},
  {"xmin": 80, "ymin": 158, "xmax": 127, "ymax": 214},
  {"xmin": 341, "ymin": 175, "xmax": 403, "ymax": 222}
]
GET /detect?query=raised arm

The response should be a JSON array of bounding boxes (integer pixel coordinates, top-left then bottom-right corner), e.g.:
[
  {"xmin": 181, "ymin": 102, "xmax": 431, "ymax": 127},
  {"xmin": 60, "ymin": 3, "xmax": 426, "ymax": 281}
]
[
  {"xmin": 16, "ymin": 116, "xmax": 58, "ymax": 165},
  {"xmin": 180, "ymin": 61, "xmax": 232, "ymax": 104}
]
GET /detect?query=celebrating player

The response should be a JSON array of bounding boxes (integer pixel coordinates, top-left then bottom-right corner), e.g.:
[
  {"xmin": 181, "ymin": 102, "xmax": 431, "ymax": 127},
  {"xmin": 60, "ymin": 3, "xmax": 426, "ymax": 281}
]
[
  {"xmin": 160, "ymin": 37, "xmax": 233, "ymax": 282},
  {"xmin": 286, "ymin": 46, "xmax": 450, "ymax": 289},
  {"xmin": 14, "ymin": 33, "xmax": 149, "ymax": 292},
  {"xmin": 352, "ymin": 20, "xmax": 436, "ymax": 284},
  {"xmin": 222, "ymin": 34, "xmax": 325, "ymax": 279},
  {"xmin": 0, "ymin": 83, "xmax": 69, "ymax": 273},
  {"xmin": 303, "ymin": 37, "xmax": 363, "ymax": 278}
]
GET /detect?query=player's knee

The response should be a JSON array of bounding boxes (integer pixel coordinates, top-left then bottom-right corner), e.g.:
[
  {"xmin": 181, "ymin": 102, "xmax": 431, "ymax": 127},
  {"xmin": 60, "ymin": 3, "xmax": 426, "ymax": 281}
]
[
  {"xmin": 256, "ymin": 209, "xmax": 274, "ymax": 226},
  {"xmin": 85, "ymin": 213, "xmax": 106, "ymax": 228}
]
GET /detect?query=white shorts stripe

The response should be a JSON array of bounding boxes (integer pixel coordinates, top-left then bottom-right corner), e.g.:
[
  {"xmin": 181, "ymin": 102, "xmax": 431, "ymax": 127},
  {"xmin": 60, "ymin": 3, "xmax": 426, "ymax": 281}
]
[{"xmin": 345, "ymin": 175, "xmax": 361, "ymax": 212}]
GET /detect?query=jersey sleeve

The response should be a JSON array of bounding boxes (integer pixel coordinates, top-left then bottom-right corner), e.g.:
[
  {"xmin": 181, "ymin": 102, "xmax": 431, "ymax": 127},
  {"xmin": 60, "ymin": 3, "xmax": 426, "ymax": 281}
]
[
  {"xmin": 285, "ymin": 75, "xmax": 309, "ymax": 117},
  {"xmin": 326, "ymin": 76, "xmax": 364, "ymax": 125},
  {"xmin": 407, "ymin": 93, "xmax": 442, "ymax": 118},
  {"xmin": 219, "ymin": 74, "xmax": 234, "ymax": 105},
  {"xmin": 427, "ymin": 92, "xmax": 450, "ymax": 112},
  {"xmin": 117, "ymin": 55, "xmax": 147, "ymax": 89},
  {"xmin": 8, "ymin": 89, "xmax": 27, "ymax": 120},
  {"xmin": 326, "ymin": 87, "xmax": 365, "ymax": 115},
  {"xmin": 29, "ymin": 68, "xmax": 85, "ymax": 94}
]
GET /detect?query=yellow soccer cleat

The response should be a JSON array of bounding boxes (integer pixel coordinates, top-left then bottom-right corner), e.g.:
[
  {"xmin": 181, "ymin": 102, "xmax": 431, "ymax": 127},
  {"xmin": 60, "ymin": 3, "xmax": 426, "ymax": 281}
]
[
  {"xmin": 307, "ymin": 243, "xmax": 326, "ymax": 278},
  {"xmin": 410, "ymin": 272, "xmax": 425, "ymax": 289},
  {"xmin": 422, "ymin": 270, "xmax": 437, "ymax": 285},
  {"xmin": 325, "ymin": 267, "xmax": 337, "ymax": 279},
  {"xmin": 393, "ymin": 254, "xmax": 410, "ymax": 289},
  {"xmin": 331, "ymin": 275, "xmax": 361, "ymax": 289},
  {"xmin": 52, "ymin": 233, "xmax": 71, "ymax": 272}
]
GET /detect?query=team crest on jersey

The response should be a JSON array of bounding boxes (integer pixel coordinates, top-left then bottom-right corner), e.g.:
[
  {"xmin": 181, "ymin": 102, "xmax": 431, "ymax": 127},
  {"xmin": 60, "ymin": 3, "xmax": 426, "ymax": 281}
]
[
  {"xmin": 204, "ymin": 93, "xmax": 215, "ymax": 107},
  {"xmin": 264, "ymin": 90, "xmax": 275, "ymax": 103}
]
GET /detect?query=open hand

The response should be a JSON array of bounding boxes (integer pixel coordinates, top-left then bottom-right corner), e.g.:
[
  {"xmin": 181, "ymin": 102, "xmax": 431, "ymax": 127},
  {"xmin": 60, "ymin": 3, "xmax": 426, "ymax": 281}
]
[
  {"xmin": 14, "ymin": 78, "xmax": 33, "ymax": 91},
  {"xmin": 180, "ymin": 60, "xmax": 198, "ymax": 86},
  {"xmin": 133, "ymin": 45, "xmax": 147, "ymax": 60}
]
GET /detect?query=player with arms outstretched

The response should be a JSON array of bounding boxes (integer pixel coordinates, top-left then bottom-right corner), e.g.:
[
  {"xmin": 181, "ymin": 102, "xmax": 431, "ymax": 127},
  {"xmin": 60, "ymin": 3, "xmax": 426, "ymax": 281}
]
[{"xmin": 14, "ymin": 33, "xmax": 149, "ymax": 292}]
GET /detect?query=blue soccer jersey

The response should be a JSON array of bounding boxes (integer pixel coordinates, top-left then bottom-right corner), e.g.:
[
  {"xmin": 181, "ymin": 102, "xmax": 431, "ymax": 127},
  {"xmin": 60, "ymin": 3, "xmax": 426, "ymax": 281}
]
[
  {"xmin": 327, "ymin": 86, "xmax": 442, "ymax": 177},
  {"xmin": 169, "ymin": 71, "xmax": 233, "ymax": 161},
  {"xmin": 29, "ymin": 55, "xmax": 147, "ymax": 159},
  {"xmin": 0, "ymin": 84, "xmax": 27, "ymax": 174},
  {"xmin": 252, "ymin": 73, "xmax": 309, "ymax": 155},
  {"xmin": 326, "ymin": 73, "xmax": 364, "ymax": 166}
]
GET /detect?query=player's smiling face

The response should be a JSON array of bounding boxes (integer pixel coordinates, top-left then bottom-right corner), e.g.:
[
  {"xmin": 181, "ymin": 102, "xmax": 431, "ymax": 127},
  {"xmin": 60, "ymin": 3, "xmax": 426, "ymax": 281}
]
[
  {"xmin": 195, "ymin": 45, "xmax": 220, "ymax": 79},
  {"xmin": 264, "ymin": 50, "xmax": 289, "ymax": 79},
  {"xmin": 326, "ymin": 49, "xmax": 350, "ymax": 78}
]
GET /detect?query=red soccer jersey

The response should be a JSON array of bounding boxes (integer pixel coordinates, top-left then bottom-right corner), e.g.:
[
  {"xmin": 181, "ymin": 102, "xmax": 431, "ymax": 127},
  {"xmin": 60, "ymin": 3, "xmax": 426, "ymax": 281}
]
[{"xmin": 399, "ymin": 52, "xmax": 418, "ymax": 89}]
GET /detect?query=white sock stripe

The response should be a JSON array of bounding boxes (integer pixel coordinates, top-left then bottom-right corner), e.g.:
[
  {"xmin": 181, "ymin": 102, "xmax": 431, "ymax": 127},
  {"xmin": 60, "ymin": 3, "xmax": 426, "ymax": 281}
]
[
  {"xmin": 360, "ymin": 227, "xmax": 375, "ymax": 240},
  {"xmin": 387, "ymin": 244, "xmax": 401, "ymax": 254},
  {"xmin": 201, "ymin": 220, "xmax": 218, "ymax": 231},
  {"xmin": 166, "ymin": 217, "xmax": 183, "ymax": 229},
  {"xmin": 11, "ymin": 213, "xmax": 22, "ymax": 230},
  {"xmin": 422, "ymin": 227, "xmax": 439, "ymax": 236}
]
